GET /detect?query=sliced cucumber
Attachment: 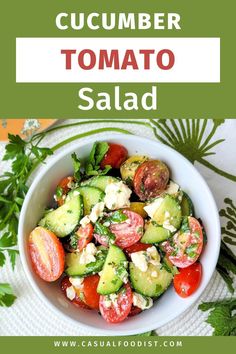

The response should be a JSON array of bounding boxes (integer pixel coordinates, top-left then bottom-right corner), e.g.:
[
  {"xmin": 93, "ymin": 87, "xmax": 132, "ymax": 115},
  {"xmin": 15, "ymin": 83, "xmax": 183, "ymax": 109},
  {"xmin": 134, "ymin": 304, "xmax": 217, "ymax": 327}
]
[
  {"xmin": 181, "ymin": 192, "xmax": 194, "ymax": 216},
  {"xmin": 130, "ymin": 262, "xmax": 173, "ymax": 297},
  {"xmin": 67, "ymin": 186, "xmax": 105, "ymax": 215},
  {"xmin": 65, "ymin": 247, "xmax": 107, "ymax": 277},
  {"xmin": 38, "ymin": 195, "xmax": 83, "ymax": 237},
  {"xmin": 81, "ymin": 176, "xmax": 118, "ymax": 192},
  {"xmin": 97, "ymin": 245, "xmax": 127, "ymax": 295},
  {"xmin": 141, "ymin": 221, "xmax": 170, "ymax": 244},
  {"xmin": 162, "ymin": 257, "xmax": 178, "ymax": 275},
  {"xmin": 153, "ymin": 195, "xmax": 182, "ymax": 230}
]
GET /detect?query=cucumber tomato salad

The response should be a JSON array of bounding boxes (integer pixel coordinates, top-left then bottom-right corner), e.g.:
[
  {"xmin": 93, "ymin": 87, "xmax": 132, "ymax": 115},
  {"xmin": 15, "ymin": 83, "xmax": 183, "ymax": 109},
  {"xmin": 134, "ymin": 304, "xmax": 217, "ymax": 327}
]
[{"xmin": 28, "ymin": 141, "xmax": 205, "ymax": 324}]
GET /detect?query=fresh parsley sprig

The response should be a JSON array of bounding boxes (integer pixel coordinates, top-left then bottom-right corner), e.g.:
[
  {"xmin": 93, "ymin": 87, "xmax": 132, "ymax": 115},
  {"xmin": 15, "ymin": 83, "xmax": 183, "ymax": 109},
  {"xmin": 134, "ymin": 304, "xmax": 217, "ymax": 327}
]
[
  {"xmin": 0, "ymin": 133, "xmax": 53, "ymax": 303},
  {"xmin": 0, "ymin": 283, "xmax": 17, "ymax": 307},
  {"xmin": 85, "ymin": 141, "xmax": 111, "ymax": 176},
  {"xmin": 199, "ymin": 298, "xmax": 236, "ymax": 335}
]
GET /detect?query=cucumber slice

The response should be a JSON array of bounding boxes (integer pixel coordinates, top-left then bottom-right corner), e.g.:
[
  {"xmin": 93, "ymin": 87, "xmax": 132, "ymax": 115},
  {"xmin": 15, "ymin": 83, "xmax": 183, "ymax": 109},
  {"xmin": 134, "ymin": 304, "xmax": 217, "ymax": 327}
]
[
  {"xmin": 65, "ymin": 247, "xmax": 107, "ymax": 277},
  {"xmin": 81, "ymin": 176, "xmax": 118, "ymax": 192},
  {"xmin": 38, "ymin": 196, "xmax": 83, "ymax": 237},
  {"xmin": 130, "ymin": 262, "xmax": 173, "ymax": 297},
  {"xmin": 141, "ymin": 222, "xmax": 171, "ymax": 244},
  {"xmin": 67, "ymin": 186, "xmax": 105, "ymax": 215},
  {"xmin": 97, "ymin": 245, "xmax": 127, "ymax": 295},
  {"xmin": 162, "ymin": 257, "xmax": 178, "ymax": 275},
  {"xmin": 153, "ymin": 195, "xmax": 182, "ymax": 230},
  {"xmin": 181, "ymin": 192, "xmax": 194, "ymax": 216}
]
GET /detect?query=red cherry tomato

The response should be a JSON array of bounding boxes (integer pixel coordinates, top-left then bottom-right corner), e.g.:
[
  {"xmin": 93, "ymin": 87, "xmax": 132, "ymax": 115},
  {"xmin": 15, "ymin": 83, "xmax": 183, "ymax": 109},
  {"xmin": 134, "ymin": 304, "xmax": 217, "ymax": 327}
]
[
  {"xmin": 128, "ymin": 305, "xmax": 142, "ymax": 317},
  {"xmin": 99, "ymin": 283, "xmax": 133, "ymax": 323},
  {"xmin": 61, "ymin": 276, "xmax": 90, "ymax": 309},
  {"xmin": 110, "ymin": 210, "xmax": 144, "ymax": 249},
  {"xmin": 56, "ymin": 176, "xmax": 75, "ymax": 206},
  {"xmin": 94, "ymin": 210, "xmax": 144, "ymax": 249},
  {"xmin": 161, "ymin": 217, "xmax": 203, "ymax": 268},
  {"xmin": 124, "ymin": 242, "xmax": 150, "ymax": 258},
  {"xmin": 100, "ymin": 143, "xmax": 128, "ymax": 169},
  {"xmin": 76, "ymin": 223, "xmax": 94, "ymax": 252},
  {"xmin": 133, "ymin": 160, "xmax": 169, "ymax": 201},
  {"xmin": 28, "ymin": 226, "xmax": 65, "ymax": 282},
  {"xmin": 82, "ymin": 274, "xmax": 100, "ymax": 310},
  {"xmin": 174, "ymin": 262, "xmax": 202, "ymax": 298}
]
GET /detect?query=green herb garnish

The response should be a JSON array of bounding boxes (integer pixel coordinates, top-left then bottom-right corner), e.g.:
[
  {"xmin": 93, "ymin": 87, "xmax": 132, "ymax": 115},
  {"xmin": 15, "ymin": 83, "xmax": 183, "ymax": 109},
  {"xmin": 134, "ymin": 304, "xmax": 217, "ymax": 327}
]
[
  {"xmin": 94, "ymin": 222, "xmax": 116, "ymax": 244},
  {"xmin": 199, "ymin": 298, "xmax": 236, "ymax": 335},
  {"xmin": 105, "ymin": 210, "xmax": 128, "ymax": 224},
  {"xmin": 0, "ymin": 283, "xmax": 16, "ymax": 307},
  {"xmin": 85, "ymin": 142, "xmax": 111, "ymax": 176},
  {"xmin": 71, "ymin": 152, "xmax": 81, "ymax": 182}
]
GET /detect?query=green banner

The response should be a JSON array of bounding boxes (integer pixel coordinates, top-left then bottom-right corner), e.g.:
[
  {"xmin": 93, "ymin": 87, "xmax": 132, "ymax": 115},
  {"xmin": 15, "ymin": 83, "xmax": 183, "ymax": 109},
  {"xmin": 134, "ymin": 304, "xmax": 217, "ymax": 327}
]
[
  {"xmin": 0, "ymin": 0, "xmax": 235, "ymax": 118},
  {"xmin": 1, "ymin": 337, "xmax": 236, "ymax": 354}
]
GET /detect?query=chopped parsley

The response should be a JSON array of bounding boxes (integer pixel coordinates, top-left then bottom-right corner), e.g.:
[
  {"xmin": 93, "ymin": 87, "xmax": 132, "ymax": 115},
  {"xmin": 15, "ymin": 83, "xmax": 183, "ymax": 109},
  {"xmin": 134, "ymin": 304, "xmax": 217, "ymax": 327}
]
[
  {"xmin": 85, "ymin": 142, "xmax": 112, "ymax": 176},
  {"xmin": 55, "ymin": 186, "xmax": 63, "ymax": 199},
  {"xmin": 94, "ymin": 222, "xmax": 116, "ymax": 244},
  {"xmin": 105, "ymin": 210, "xmax": 128, "ymax": 224}
]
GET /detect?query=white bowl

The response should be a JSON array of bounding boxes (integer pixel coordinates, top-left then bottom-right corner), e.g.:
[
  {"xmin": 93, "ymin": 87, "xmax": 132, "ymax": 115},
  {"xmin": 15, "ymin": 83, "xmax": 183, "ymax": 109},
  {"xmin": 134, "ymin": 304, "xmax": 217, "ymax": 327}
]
[{"xmin": 18, "ymin": 134, "xmax": 221, "ymax": 335}]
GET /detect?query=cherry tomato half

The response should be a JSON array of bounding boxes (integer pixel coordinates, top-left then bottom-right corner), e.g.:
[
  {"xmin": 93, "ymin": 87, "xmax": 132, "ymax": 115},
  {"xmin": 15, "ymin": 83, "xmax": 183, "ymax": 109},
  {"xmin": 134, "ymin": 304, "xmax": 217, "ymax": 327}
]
[
  {"xmin": 100, "ymin": 143, "xmax": 128, "ymax": 169},
  {"xmin": 29, "ymin": 226, "xmax": 65, "ymax": 282},
  {"xmin": 99, "ymin": 283, "xmax": 133, "ymax": 323},
  {"xmin": 161, "ymin": 217, "xmax": 203, "ymax": 268},
  {"xmin": 61, "ymin": 276, "xmax": 90, "ymax": 309},
  {"xmin": 110, "ymin": 210, "xmax": 144, "ymax": 249},
  {"xmin": 174, "ymin": 262, "xmax": 202, "ymax": 298},
  {"xmin": 94, "ymin": 210, "xmax": 144, "ymax": 249},
  {"xmin": 55, "ymin": 176, "xmax": 75, "ymax": 206},
  {"xmin": 82, "ymin": 274, "xmax": 100, "ymax": 310},
  {"xmin": 76, "ymin": 223, "xmax": 94, "ymax": 252},
  {"xmin": 133, "ymin": 160, "xmax": 170, "ymax": 201},
  {"xmin": 124, "ymin": 242, "xmax": 150, "ymax": 258}
]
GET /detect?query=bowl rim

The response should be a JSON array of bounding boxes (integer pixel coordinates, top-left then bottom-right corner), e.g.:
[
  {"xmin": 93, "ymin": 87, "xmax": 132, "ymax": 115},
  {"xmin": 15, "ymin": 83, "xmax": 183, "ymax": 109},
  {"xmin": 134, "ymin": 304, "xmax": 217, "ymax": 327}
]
[{"xmin": 18, "ymin": 133, "xmax": 221, "ymax": 335}]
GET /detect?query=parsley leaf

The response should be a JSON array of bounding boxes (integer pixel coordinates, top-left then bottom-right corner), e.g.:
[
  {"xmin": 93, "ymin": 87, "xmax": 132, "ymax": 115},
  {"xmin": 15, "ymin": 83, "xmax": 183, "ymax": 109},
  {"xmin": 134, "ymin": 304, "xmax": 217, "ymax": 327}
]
[
  {"xmin": 105, "ymin": 210, "xmax": 128, "ymax": 223},
  {"xmin": 71, "ymin": 152, "xmax": 81, "ymax": 182},
  {"xmin": 85, "ymin": 142, "xmax": 111, "ymax": 176},
  {"xmin": 0, "ymin": 132, "xmax": 53, "ymax": 305},
  {"xmin": 0, "ymin": 283, "xmax": 16, "ymax": 307},
  {"xmin": 69, "ymin": 233, "xmax": 79, "ymax": 250},
  {"xmin": 94, "ymin": 222, "xmax": 116, "ymax": 244},
  {"xmin": 199, "ymin": 298, "xmax": 236, "ymax": 336}
]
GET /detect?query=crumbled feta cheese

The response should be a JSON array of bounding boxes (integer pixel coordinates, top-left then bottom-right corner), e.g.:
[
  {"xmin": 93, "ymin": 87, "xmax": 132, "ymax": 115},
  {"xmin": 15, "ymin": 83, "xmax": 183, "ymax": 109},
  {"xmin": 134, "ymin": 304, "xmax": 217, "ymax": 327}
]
[
  {"xmin": 89, "ymin": 202, "xmax": 105, "ymax": 223},
  {"xmin": 131, "ymin": 251, "xmax": 148, "ymax": 272},
  {"xmin": 146, "ymin": 246, "xmax": 161, "ymax": 266},
  {"xmin": 104, "ymin": 181, "xmax": 132, "ymax": 210},
  {"xmin": 103, "ymin": 221, "xmax": 110, "ymax": 227},
  {"xmin": 66, "ymin": 286, "xmax": 76, "ymax": 300},
  {"xmin": 133, "ymin": 292, "xmax": 153, "ymax": 310},
  {"xmin": 144, "ymin": 198, "xmax": 164, "ymax": 219},
  {"xmin": 165, "ymin": 181, "xmax": 179, "ymax": 195},
  {"xmin": 104, "ymin": 297, "xmax": 112, "ymax": 308},
  {"xmin": 80, "ymin": 202, "xmax": 105, "ymax": 227},
  {"xmin": 69, "ymin": 277, "xmax": 84, "ymax": 289},
  {"xmin": 80, "ymin": 243, "xmax": 97, "ymax": 265},
  {"xmin": 163, "ymin": 219, "xmax": 177, "ymax": 233},
  {"xmin": 80, "ymin": 215, "xmax": 90, "ymax": 228},
  {"xmin": 131, "ymin": 246, "xmax": 160, "ymax": 271},
  {"xmin": 103, "ymin": 293, "xmax": 119, "ymax": 308}
]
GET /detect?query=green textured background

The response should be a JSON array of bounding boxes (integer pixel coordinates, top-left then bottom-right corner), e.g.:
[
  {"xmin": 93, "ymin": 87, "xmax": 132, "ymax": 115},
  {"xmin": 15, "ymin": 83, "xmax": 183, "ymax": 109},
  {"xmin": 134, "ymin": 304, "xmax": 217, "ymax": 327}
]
[{"xmin": 0, "ymin": 0, "xmax": 235, "ymax": 118}]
